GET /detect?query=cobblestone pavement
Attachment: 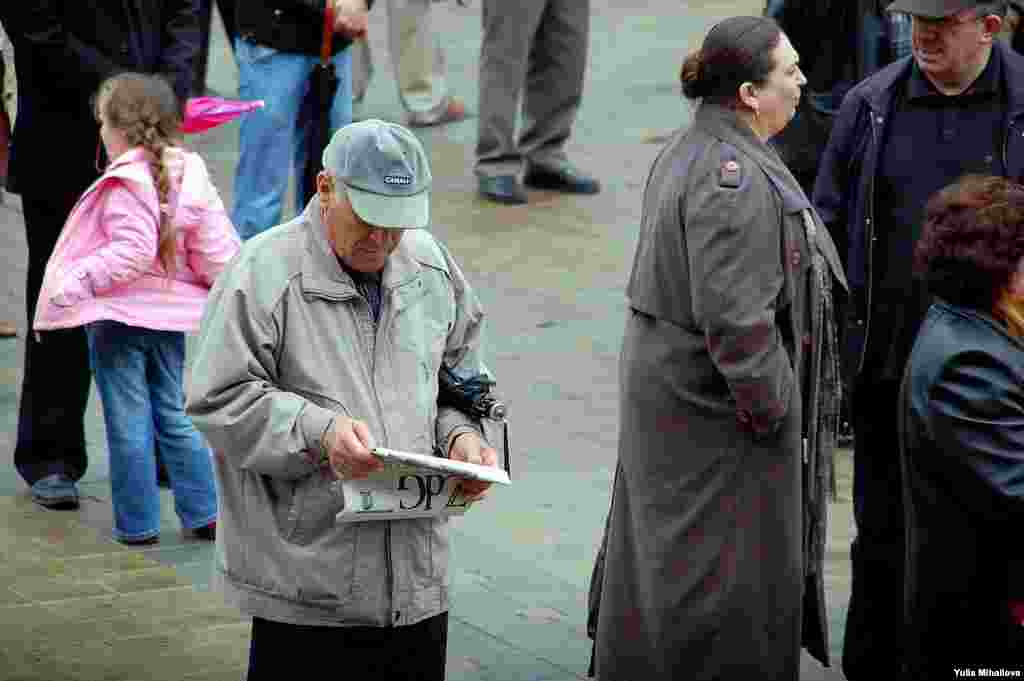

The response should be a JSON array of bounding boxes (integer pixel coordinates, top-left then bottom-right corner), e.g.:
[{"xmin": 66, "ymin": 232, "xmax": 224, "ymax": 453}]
[{"xmin": 0, "ymin": 2, "xmax": 851, "ymax": 679}]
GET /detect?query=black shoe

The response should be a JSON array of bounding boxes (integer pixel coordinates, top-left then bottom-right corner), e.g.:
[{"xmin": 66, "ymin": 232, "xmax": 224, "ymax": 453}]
[
  {"xmin": 837, "ymin": 420, "xmax": 855, "ymax": 448},
  {"xmin": 478, "ymin": 174, "xmax": 528, "ymax": 205},
  {"xmin": 524, "ymin": 163, "xmax": 601, "ymax": 194},
  {"xmin": 192, "ymin": 521, "xmax": 216, "ymax": 541},
  {"xmin": 117, "ymin": 534, "xmax": 159, "ymax": 546},
  {"xmin": 30, "ymin": 474, "xmax": 80, "ymax": 510}
]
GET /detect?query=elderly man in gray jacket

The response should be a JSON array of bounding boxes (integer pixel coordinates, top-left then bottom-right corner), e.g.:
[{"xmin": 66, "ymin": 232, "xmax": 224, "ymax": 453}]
[{"xmin": 186, "ymin": 119, "xmax": 498, "ymax": 681}]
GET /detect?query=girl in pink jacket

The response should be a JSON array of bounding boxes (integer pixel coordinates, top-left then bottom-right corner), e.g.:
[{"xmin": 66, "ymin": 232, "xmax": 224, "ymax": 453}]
[{"xmin": 34, "ymin": 73, "xmax": 241, "ymax": 545}]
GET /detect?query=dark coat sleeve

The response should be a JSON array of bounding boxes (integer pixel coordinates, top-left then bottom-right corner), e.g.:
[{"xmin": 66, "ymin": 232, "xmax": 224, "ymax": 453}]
[
  {"xmin": 160, "ymin": 0, "xmax": 202, "ymax": 104},
  {"xmin": 684, "ymin": 156, "xmax": 793, "ymax": 437},
  {"xmin": 929, "ymin": 349, "xmax": 1024, "ymax": 508}
]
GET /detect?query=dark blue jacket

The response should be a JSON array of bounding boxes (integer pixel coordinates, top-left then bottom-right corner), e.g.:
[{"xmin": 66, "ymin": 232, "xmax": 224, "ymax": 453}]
[
  {"xmin": 812, "ymin": 42, "xmax": 1024, "ymax": 380},
  {"xmin": 0, "ymin": 0, "xmax": 200, "ymax": 196},
  {"xmin": 236, "ymin": 0, "xmax": 374, "ymax": 58},
  {"xmin": 899, "ymin": 301, "xmax": 1024, "ymax": 677}
]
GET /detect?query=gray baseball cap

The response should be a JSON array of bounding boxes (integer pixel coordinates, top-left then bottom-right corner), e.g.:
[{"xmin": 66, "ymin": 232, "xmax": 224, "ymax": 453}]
[
  {"xmin": 886, "ymin": 0, "xmax": 988, "ymax": 17},
  {"xmin": 322, "ymin": 119, "xmax": 432, "ymax": 229}
]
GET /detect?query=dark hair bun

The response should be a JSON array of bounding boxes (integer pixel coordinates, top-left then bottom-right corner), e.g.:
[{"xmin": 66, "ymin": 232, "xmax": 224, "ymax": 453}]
[
  {"xmin": 680, "ymin": 50, "xmax": 707, "ymax": 100},
  {"xmin": 679, "ymin": 16, "xmax": 781, "ymax": 103}
]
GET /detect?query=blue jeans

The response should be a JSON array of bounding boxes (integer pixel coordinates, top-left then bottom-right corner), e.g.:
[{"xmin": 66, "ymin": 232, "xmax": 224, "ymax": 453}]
[
  {"xmin": 86, "ymin": 321, "xmax": 217, "ymax": 543},
  {"xmin": 232, "ymin": 38, "xmax": 353, "ymax": 240}
]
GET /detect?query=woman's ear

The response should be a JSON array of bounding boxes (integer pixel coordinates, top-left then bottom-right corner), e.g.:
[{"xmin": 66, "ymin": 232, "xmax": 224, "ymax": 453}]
[
  {"xmin": 738, "ymin": 81, "xmax": 758, "ymax": 111},
  {"xmin": 982, "ymin": 14, "xmax": 1003, "ymax": 42}
]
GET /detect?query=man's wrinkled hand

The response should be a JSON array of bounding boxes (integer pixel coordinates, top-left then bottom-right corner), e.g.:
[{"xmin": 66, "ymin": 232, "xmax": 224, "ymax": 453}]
[
  {"xmin": 449, "ymin": 431, "xmax": 499, "ymax": 501},
  {"xmin": 334, "ymin": 0, "xmax": 369, "ymax": 39},
  {"xmin": 322, "ymin": 416, "xmax": 384, "ymax": 480}
]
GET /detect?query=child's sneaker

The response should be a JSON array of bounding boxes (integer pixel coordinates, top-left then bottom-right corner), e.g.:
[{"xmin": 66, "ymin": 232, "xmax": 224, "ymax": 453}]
[{"xmin": 192, "ymin": 521, "xmax": 216, "ymax": 541}]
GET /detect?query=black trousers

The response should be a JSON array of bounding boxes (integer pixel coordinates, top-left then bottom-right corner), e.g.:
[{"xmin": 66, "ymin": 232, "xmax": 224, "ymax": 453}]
[
  {"xmin": 14, "ymin": 192, "xmax": 92, "ymax": 486},
  {"xmin": 841, "ymin": 375, "xmax": 906, "ymax": 680},
  {"xmin": 247, "ymin": 613, "xmax": 448, "ymax": 681}
]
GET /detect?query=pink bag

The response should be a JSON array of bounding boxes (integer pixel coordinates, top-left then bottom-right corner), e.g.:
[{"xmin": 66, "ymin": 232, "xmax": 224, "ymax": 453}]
[{"xmin": 182, "ymin": 97, "xmax": 264, "ymax": 134}]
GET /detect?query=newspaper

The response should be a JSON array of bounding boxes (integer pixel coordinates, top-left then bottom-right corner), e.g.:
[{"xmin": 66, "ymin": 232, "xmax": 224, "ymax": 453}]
[
  {"xmin": 372, "ymin": 447, "xmax": 511, "ymax": 485},
  {"xmin": 335, "ymin": 447, "xmax": 511, "ymax": 523}
]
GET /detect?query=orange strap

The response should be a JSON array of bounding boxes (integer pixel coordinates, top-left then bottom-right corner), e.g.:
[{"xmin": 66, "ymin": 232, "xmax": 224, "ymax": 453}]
[{"xmin": 320, "ymin": 0, "xmax": 335, "ymax": 66}]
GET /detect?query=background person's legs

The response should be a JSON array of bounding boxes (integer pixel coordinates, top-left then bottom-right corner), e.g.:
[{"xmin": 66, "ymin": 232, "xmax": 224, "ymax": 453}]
[
  {"xmin": 388, "ymin": 0, "xmax": 457, "ymax": 126},
  {"xmin": 842, "ymin": 376, "xmax": 906, "ymax": 680},
  {"xmin": 231, "ymin": 40, "xmax": 309, "ymax": 239},
  {"xmin": 475, "ymin": 0, "xmax": 547, "ymax": 178},
  {"xmin": 520, "ymin": 0, "xmax": 589, "ymax": 171},
  {"xmin": 15, "ymin": 192, "xmax": 91, "ymax": 488}
]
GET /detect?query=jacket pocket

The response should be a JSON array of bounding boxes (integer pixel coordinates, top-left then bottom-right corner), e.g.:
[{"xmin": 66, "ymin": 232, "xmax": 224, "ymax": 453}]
[
  {"xmin": 284, "ymin": 473, "xmax": 346, "ymax": 546},
  {"xmin": 279, "ymin": 389, "xmax": 351, "ymax": 545}
]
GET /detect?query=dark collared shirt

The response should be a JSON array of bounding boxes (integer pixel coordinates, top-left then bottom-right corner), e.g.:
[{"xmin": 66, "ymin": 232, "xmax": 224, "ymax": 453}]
[
  {"xmin": 341, "ymin": 262, "xmax": 384, "ymax": 326},
  {"xmin": 870, "ymin": 47, "xmax": 1006, "ymax": 378}
]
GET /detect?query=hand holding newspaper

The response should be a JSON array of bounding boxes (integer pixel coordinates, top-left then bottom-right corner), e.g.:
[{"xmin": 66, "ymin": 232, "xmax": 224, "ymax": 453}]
[{"xmin": 335, "ymin": 447, "xmax": 511, "ymax": 523}]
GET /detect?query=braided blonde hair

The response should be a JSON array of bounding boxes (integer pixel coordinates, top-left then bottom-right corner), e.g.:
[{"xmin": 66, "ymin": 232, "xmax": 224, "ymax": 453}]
[{"xmin": 95, "ymin": 73, "xmax": 183, "ymax": 275}]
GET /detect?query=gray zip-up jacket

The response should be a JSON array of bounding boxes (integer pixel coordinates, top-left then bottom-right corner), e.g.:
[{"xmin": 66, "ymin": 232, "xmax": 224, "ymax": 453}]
[{"xmin": 185, "ymin": 204, "xmax": 488, "ymax": 628}]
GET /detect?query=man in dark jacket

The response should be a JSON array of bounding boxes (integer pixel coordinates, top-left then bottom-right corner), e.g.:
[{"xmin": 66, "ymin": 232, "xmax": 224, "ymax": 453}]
[
  {"xmin": 231, "ymin": 0, "xmax": 370, "ymax": 240},
  {"xmin": 812, "ymin": 1, "xmax": 1023, "ymax": 677},
  {"xmin": 768, "ymin": 0, "xmax": 911, "ymax": 201},
  {"xmin": 0, "ymin": 1, "xmax": 199, "ymax": 509}
]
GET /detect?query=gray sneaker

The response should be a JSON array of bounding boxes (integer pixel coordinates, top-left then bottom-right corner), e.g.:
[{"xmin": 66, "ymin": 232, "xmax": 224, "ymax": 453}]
[{"xmin": 30, "ymin": 474, "xmax": 80, "ymax": 510}]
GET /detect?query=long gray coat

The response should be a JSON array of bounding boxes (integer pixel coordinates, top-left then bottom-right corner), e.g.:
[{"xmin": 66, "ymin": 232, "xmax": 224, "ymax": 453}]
[{"xmin": 593, "ymin": 103, "xmax": 846, "ymax": 680}]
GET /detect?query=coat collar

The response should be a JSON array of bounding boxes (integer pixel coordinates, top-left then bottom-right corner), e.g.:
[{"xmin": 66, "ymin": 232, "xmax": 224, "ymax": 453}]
[
  {"xmin": 694, "ymin": 102, "xmax": 810, "ymax": 214},
  {"xmin": 693, "ymin": 103, "xmax": 847, "ymax": 292},
  {"xmin": 932, "ymin": 299, "xmax": 1024, "ymax": 351},
  {"xmin": 300, "ymin": 200, "xmax": 421, "ymax": 300},
  {"xmin": 106, "ymin": 147, "xmax": 152, "ymax": 170}
]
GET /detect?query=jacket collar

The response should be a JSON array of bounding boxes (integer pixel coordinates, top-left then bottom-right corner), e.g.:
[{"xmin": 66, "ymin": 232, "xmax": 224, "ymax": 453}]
[
  {"xmin": 694, "ymin": 103, "xmax": 847, "ymax": 290},
  {"xmin": 106, "ymin": 147, "xmax": 153, "ymax": 173},
  {"xmin": 860, "ymin": 43, "xmax": 1024, "ymax": 119},
  {"xmin": 932, "ymin": 298, "xmax": 1024, "ymax": 350},
  {"xmin": 300, "ymin": 200, "xmax": 421, "ymax": 299},
  {"xmin": 694, "ymin": 102, "xmax": 810, "ymax": 213}
]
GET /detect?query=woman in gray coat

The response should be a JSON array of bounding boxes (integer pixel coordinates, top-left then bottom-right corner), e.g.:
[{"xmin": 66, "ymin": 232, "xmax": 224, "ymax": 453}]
[{"xmin": 591, "ymin": 16, "xmax": 847, "ymax": 680}]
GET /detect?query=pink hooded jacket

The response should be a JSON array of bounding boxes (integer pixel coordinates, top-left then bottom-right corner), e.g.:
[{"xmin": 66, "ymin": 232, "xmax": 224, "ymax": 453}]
[{"xmin": 33, "ymin": 147, "xmax": 240, "ymax": 333}]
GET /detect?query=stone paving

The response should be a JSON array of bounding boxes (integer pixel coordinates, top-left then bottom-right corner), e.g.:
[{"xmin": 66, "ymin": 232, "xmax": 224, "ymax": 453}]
[{"xmin": 0, "ymin": 2, "xmax": 853, "ymax": 679}]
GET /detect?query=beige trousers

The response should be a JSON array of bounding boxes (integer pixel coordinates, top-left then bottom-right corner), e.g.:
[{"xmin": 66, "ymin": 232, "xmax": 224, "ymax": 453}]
[{"xmin": 352, "ymin": 0, "xmax": 450, "ymax": 123}]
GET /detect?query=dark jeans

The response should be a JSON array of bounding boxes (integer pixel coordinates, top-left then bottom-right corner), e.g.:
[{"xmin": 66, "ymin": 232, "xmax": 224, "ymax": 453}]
[
  {"xmin": 842, "ymin": 375, "xmax": 906, "ymax": 680},
  {"xmin": 247, "ymin": 613, "xmax": 448, "ymax": 681},
  {"xmin": 14, "ymin": 192, "xmax": 92, "ymax": 486}
]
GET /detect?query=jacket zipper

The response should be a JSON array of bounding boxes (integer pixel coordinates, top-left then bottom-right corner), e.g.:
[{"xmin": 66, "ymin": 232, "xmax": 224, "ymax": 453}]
[
  {"xmin": 858, "ymin": 109, "xmax": 881, "ymax": 376},
  {"xmin": 1003, "ymin": 121, "xmax": 1013, "ymax": 175},
  {"xmin": 307, "ymin": 284, "xmax": 398, "ymax": 624},
  {"xmin": 386, "ymin": 522, "xmax": 395, "ymax": 625},
  {"xmin": 369, "ymin": 290, "xmax": 397, "ymax": 626}
]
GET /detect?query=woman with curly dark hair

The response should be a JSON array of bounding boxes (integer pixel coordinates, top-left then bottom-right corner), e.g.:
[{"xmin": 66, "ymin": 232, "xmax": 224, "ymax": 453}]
[{"xmin": 901, "ymin": 174, "xmax": 1024, "ymax": 679}]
